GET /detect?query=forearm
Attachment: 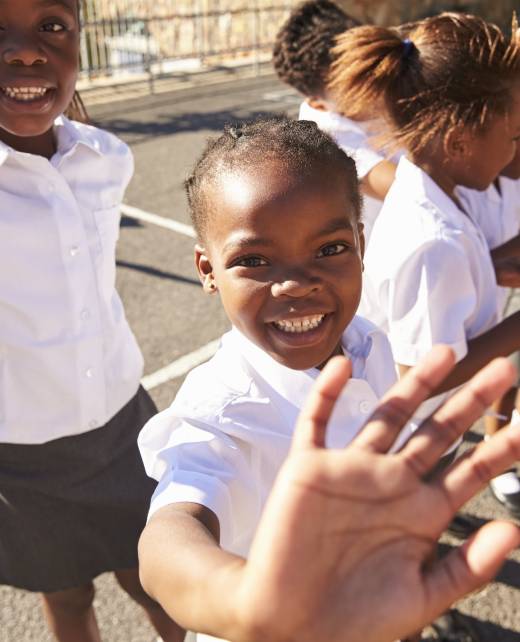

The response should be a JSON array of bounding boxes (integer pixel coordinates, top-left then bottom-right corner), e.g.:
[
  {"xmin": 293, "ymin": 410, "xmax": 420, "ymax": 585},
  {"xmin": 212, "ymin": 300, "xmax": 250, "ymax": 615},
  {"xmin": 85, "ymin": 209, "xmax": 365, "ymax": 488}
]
[
  {"xmin": 138, "ymin": 504, "xmax": 246, "ymax": 640},
  {"xmin": 491, "ymin": 233, "xmax": 520, "ymax": 263},
  {"xmin": 397, "ymin": 312, "xmax": 520, "ymax": 395},
  {"xmin": 432, "ymin": 311, "xmax": 520, "ymax": 395}
]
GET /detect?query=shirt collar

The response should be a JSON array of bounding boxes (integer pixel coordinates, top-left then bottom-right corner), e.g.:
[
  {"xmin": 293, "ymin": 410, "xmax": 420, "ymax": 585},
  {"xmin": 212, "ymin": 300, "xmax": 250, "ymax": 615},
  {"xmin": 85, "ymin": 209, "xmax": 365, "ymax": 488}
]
[
  {"xmin": 225, "ymin": 317, "xmax": 377, "ymax": 410},
  {"xmin": 0, "ymin": 115, "xmax": 102, "ymax": 166},
  {"xmin": 396, "ymin": 156, "xmax": 468, "ymax": 222},
  {"xmin": 299, "ymin": 101, "xmax": 367, "ymax": 136},
  {"xmin": 53, "ymin": 115, "xmax": 103, "ymax": 157}
]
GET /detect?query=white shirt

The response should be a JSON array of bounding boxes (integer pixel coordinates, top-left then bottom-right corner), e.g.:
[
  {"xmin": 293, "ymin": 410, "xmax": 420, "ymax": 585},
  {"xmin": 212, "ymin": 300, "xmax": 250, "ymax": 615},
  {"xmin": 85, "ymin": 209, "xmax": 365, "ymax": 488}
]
[
  {"xmin": 458, "ymin": 178, "xmax": 520, "ymax": 313},
  {"xmin": 139, "ymin": 317, "xmax": 399, "ymax": 555},
  {"xmin": 359, "ymin": 157, "xmax": 500, "ymax": 418},
  {"xmin": 0, "ymin": 116, "xmax": 143, "ymax": 444},
  {"xmin": 298, "ymin": 101, "xmax": 386, "ymax": 243}
]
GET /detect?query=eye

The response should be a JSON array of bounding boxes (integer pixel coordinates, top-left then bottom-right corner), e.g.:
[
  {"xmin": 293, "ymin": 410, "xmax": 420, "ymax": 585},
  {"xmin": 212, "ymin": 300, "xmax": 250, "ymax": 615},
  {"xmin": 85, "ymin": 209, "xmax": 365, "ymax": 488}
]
[
  {"xmin": 233, "ymin": 256, "xmax": 268, "ymax": 268},
  {"xmin": 317, "ymin": 243, "xmax": 348, "ymax": 258},
  {"xmin": 40, "ymin": 22, "xmax": 66, "ymax": 33}
]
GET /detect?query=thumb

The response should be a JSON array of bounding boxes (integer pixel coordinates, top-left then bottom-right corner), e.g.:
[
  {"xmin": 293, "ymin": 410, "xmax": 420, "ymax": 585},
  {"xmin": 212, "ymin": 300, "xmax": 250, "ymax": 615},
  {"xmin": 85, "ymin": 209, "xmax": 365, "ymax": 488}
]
[
  {"xmin": 292, "ymin": 356, "xmax": 351, "ymax": 451},
  {"xmin": 422, "ymin": 521, "xmax": 520, "ymax": 621}
]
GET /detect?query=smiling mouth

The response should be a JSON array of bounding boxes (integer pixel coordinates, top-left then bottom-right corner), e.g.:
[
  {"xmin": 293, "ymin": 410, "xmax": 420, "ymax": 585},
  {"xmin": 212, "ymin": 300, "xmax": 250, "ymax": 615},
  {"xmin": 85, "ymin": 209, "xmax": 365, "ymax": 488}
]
[
  {"xmin": 272, "ymin": 314, "xmax": 326, "ymax": 333},
  {"xmin": 2, "ymin": 86, "xmax": 52, "ymax": 102}
]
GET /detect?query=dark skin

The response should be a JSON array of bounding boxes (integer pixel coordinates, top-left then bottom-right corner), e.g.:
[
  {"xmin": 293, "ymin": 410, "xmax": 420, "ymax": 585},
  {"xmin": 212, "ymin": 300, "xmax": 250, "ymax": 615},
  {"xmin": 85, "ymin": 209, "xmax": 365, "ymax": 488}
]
[
  {"xmin": 397, "ymin": 94, "xmax": 520, "ymax": 388},
  {"xmin": 0, "ymin": 0, "xmax": 80, "ymax": 158},
  {"xmin": 0, "ymin": 2, "xmax": 184, "ymax": 640},
  {"xmin": 195, "ymin": 160, "xmax": 365, "ymax": 372}
]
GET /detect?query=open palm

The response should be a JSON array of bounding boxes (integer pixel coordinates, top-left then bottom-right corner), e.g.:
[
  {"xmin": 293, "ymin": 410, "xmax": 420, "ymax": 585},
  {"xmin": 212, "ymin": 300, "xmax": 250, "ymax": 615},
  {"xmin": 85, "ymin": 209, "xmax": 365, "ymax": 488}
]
[{"xmin": 239, "ymin": 347, "xmax": 520, "ymax": 642}]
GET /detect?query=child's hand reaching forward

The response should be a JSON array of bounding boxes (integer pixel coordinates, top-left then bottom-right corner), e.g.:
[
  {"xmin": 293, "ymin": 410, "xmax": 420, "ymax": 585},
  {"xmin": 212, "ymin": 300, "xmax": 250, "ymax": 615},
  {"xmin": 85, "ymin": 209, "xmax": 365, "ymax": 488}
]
[{"xmin": 237, "ymin": 346, "xmax": 520, "ymax": 642}]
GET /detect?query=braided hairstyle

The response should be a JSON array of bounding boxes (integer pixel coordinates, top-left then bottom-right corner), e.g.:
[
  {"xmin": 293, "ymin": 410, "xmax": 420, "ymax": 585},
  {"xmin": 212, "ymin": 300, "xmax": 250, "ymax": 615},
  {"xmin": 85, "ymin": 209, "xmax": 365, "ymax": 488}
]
[
  {"xmin": 185, "ymin": 117, "xmax": 361, "ymax": 242},
  {"xmin": 329, "ymin": 12, "xmax": 520, "ymax": 156},
  {"xmin": 272, "ymin": 0, "xmax": 360, "ymax": 98}
]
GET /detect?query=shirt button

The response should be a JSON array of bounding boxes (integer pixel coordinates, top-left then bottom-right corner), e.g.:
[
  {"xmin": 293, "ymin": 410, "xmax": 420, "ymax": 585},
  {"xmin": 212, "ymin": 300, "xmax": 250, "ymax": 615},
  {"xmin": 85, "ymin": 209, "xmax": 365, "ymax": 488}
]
[
  {"xmin": 80, "ymin": 308, "xmax": 90, "ymax": 321},
  {"xmin": 47, "ymin": 183, "xmax": 55, "ymax": 193},
  {"xmin": 88, "ymin": 420, "xmax": 98, "ymax": 429},
  {"xmin": 85, "ymin": 368, "xmax": 94, "ymax": 378},
  {"xmin": 359, "ymin": 400, "xmax": 372, "ymax": 414},
  {"xmin": 69, "ymin": 246, "xmax": 80, "ymax": 257}
]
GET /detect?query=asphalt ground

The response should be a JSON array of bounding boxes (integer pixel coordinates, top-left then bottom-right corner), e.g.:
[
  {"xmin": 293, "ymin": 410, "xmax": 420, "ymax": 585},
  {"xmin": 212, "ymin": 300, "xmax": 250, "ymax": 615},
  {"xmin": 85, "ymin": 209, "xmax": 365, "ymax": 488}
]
[{"xmin": 1, "ymin": 74, "xmax": 520, "ymax": 641}]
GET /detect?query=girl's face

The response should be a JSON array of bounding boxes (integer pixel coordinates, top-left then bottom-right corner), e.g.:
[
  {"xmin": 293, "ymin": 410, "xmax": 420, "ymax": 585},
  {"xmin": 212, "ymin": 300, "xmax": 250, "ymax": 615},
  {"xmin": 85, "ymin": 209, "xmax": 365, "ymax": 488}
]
[
  {"xmin": 454, "ymin": 86, "xmax": 520, "ymax": 191},
  {"xmin": 195, "ymin": 160, "xmax": 364, "ymax": 371},
  {"xmin": 500, "ymin": 140, "xmax": 520, "ymax": 181},
  {"xmin": 0, "ymin": 0, "xmax": 79, "ymax": 154}
]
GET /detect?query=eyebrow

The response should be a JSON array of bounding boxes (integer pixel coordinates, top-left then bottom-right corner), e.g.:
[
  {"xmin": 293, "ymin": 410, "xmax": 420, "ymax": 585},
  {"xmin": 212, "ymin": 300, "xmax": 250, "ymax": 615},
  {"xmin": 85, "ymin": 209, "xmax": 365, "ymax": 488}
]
[
  {"xmin": 0, "ymin": 0, "xmax": 76, "ymax": 13},
  {"xmin": 221, "ymin": 217, "xmax": 354, "ymax": 254}
]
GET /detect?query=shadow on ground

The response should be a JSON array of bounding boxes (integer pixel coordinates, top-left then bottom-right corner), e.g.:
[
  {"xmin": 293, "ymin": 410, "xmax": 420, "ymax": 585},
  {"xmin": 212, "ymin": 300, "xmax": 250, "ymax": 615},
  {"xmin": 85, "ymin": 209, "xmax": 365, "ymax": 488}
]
[{"xmin": 95, "ymin": 106, "xmax": 291, "ymax": 146}]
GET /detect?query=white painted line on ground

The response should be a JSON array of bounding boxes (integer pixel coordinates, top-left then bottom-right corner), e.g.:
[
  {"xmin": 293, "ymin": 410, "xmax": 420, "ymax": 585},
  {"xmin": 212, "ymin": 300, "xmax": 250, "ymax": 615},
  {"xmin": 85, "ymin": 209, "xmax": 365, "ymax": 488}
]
[
  {"xmin": 121, "ymin": 203, "xmax": 196, "ymax": 238},
  {"xmin": 142, "ymin": 338, "xmax": 221, "ymax": 390}
]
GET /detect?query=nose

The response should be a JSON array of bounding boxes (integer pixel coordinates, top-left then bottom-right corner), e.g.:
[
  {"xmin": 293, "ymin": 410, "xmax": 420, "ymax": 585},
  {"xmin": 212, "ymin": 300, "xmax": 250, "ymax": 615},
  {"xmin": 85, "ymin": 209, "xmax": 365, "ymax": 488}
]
[
  {"xmin": 271, "ymin": 267, "xmax": 322, "ymax": 298},
  {"xmin": 3, "ymin": 33, "xmax": 47, "ymax": 66}
]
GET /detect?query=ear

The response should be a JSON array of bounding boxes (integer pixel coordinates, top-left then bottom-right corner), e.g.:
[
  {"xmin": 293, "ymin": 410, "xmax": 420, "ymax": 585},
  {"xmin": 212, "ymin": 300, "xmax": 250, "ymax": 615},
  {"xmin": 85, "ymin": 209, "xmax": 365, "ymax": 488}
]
[
  {"xmin": 195, "ymin": 244, "xmax": 218, "ymax": 294},
  {"xmin": 357, "ymin": 221, "xmax": 365, "ymax": 262},
  {"xmin": 444, "ymin": 128, "xmax": 469, "ymax": 160}
]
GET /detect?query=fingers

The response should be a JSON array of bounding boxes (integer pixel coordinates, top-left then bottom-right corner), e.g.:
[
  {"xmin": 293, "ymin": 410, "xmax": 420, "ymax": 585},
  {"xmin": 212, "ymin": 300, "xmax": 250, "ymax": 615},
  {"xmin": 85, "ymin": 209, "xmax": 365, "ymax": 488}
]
[
  {"xmin": 291, "ymin": 356, "xmax": 352, "ymax": 451},
  {"xmin": 353, "ymin": 345, "xmax": 455, "ymax": 453},
  {"xmin": 438, "ymin": 414, "xmax": 520, "ymax": 510},
  {"xmin": 400, "ymin": 357, "xmax": 516, "ymax": 477},
  {"xmin": 422, "ymin": 521, "xmax": 520, "ymax": 623}
]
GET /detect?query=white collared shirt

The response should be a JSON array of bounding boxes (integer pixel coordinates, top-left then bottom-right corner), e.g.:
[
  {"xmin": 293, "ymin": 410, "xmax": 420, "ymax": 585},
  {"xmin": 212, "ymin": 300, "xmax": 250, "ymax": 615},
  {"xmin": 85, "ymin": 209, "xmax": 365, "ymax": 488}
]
[
  {"xmin": 0, "ymin": 116, "xmax": 143, "ymax": 444},
  {"xmin": 139, "ymin": 317, "xmax": 399, "ymax": 557},
  {"xmin": 458, "ymin": 178, "xmax": 520, "ymax": 314},
  {"xmin": 359, "ymin": 157, "xmax": 499, "ymax": 419},
  {"xmin": 298, "ymin": 101, "xmax": 387, "ymax": 243}
]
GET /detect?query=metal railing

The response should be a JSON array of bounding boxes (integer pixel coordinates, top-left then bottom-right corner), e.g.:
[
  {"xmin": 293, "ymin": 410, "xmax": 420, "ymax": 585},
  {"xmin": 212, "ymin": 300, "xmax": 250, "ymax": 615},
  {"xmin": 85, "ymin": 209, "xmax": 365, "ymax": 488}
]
[{"xmin": 79, "ymin": 1, "xmax": 293, "ymax": 85}]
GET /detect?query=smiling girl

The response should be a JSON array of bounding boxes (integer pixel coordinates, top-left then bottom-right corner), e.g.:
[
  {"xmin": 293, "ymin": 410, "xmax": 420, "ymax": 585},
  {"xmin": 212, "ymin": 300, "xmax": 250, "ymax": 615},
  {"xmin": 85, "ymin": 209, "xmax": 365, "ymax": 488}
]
[
  {"xmin": 137, "ymin": 117, "xmax": 408, "ymax": 641},
  {"xmin": 0, "ymin": 1, "xmax": 182, "ymax": 640}
]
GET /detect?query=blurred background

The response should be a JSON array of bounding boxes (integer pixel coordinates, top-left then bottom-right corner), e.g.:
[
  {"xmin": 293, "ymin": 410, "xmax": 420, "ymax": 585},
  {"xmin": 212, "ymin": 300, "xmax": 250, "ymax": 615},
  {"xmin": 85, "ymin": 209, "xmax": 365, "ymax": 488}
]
[{"xmin": 78, "ymin": 0, "xmax": 518, "ymax": 99}]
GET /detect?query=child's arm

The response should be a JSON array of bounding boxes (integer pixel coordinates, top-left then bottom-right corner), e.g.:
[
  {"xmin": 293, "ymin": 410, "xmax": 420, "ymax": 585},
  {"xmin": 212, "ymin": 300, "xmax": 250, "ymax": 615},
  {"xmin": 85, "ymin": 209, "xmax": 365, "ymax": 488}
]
[
  {"xmin": 139, "ymin": 502, "xmax": 246, "ymax": 638},
  {"xmin": 397, "ymin": 310, "xmax": 520, "ymax": 394},
  {"xmin": 139, "ymin": 350, "xmax": 520, "ymax": 642},
  {"xmin": 359, "ymin": 159, "xmax": 397, "ymax": 201},
  {"xmin": 490, "ymin": 232, "xmax": 520, "ymax": 264}
]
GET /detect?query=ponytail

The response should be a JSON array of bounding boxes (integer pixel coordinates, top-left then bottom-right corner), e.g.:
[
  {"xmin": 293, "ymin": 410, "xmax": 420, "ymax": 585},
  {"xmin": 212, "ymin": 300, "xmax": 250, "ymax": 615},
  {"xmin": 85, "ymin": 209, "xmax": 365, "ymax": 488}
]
[{"xmin": 329, "ymin": 13, "xmax": 520, "ymax": 156}]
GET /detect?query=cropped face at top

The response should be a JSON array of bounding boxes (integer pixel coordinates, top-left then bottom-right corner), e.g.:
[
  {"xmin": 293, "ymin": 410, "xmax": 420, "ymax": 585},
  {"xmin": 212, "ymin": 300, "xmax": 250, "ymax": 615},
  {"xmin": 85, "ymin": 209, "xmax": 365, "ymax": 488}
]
[
  {"xmin": 195, "ymin": 160, "xmax": 364, "ymax": 371},
  {"xmin": 0, "ymin": 0, "xmax": 79, "ymax": 146}
]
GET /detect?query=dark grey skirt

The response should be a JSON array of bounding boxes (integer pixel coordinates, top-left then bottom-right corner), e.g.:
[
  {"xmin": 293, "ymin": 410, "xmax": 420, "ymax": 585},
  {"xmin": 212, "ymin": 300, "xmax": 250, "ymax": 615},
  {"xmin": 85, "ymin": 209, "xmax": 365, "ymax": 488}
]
[{"xmin": 0, "ymin": 386, "xmax": 157, "ymax": 592}]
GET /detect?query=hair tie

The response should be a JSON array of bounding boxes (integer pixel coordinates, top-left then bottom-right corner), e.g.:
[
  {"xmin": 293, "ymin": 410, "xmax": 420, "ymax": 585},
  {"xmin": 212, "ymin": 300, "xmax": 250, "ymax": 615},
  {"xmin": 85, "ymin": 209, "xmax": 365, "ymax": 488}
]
[{"xmin": 402, "ymin": 38, "xmax": 415, "ymax": 59}]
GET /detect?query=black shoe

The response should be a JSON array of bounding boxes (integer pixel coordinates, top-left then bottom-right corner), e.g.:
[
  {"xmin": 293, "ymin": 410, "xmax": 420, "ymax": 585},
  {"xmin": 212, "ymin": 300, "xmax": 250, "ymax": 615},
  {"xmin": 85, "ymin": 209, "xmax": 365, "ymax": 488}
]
[
  {"xmin": 423, "ymin": 610, "xmax": 480, "ymax": 641},
  {"xmin": 444, "ymin": 513, "xmax": 485, "ymax": 539}
]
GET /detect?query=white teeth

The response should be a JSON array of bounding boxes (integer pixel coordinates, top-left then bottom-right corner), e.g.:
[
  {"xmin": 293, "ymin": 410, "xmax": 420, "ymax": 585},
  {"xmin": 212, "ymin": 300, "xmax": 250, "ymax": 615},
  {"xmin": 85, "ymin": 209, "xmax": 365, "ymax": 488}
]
[
  {"xmin": 3, "ymin": 86, "xmax": 49, "ymax": 101},
  {"xmin": 273, "ymin": 314, "xmax": 325, "ymax": 333}
]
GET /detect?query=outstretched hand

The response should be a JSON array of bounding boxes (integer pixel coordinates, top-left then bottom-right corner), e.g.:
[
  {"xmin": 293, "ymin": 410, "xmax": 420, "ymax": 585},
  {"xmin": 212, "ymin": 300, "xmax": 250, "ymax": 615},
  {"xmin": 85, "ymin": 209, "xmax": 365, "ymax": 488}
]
[{"xmin": 238, "ymin": 346, "xmax": 520, "ymax": 642}]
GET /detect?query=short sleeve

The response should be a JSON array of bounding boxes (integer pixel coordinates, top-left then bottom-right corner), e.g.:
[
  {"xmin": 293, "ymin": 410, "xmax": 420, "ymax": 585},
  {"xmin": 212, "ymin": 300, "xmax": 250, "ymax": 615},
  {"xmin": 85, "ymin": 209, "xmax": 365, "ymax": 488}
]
[
  {"xmin": 385, "ymin": 239, "xmax": 477, "ymax": 365},
  {"xmin": 333, "ymin": 130, "xmax": 385, "ymax": 179},
  {"xmin": 140, "ymin": 417, "xmax": 259, "ymax": 550}
]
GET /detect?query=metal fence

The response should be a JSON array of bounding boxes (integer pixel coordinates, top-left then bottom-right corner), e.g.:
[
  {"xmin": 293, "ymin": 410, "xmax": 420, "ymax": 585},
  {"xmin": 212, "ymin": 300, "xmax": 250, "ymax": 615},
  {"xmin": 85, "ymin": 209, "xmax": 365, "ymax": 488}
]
[{"xmin": 79, "ymin": 1, "xmax": 293, "ymax": 84}]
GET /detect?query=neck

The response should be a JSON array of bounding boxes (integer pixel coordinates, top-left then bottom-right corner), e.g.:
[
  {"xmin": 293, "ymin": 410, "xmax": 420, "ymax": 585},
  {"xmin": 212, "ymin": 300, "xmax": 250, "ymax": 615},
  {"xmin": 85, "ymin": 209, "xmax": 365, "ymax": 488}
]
[
  {"xmin": 0, "ymin": 128, "xmax": 56, "ymax": 159},
  {"xmin": 411, "ymin": 154, "xmax": 465, "ymax": 211}
]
